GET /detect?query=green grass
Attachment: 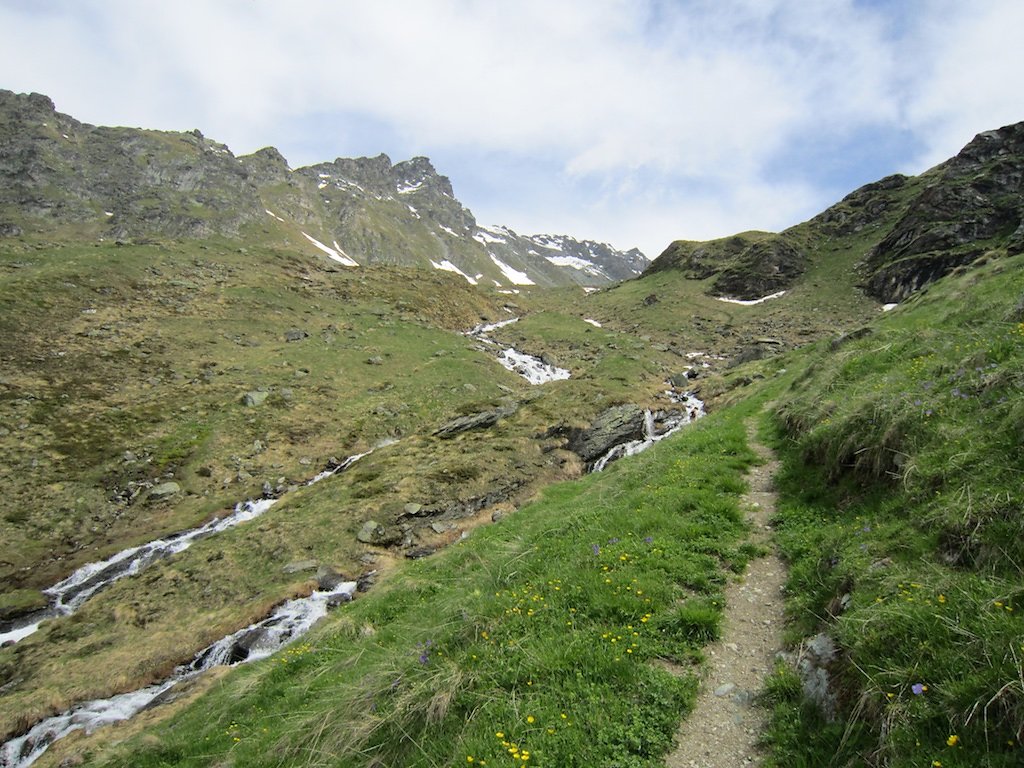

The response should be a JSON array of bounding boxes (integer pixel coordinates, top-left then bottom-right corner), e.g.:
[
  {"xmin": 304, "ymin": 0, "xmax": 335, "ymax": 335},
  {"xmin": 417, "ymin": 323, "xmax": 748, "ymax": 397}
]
[
  {"xmin": 761, "ymin": 253, "xmax": 1024, "ymax": 767},
  {"xmin": 66, "ymin": 402, "xmax": 760, "ymax": 767}
]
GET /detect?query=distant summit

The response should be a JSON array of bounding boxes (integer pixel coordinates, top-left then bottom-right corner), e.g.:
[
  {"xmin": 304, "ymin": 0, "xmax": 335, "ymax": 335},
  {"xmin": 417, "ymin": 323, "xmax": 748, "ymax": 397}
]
[{"xmin": 0, "ymin": 89, "xmax": 646, "ymax": 288}]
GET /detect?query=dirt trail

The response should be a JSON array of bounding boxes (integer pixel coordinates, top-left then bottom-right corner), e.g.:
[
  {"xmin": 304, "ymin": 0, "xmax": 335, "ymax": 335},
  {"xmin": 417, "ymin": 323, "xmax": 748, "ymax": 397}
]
[{"xmin": 664, "ymin": 420, "xmax": 787, "ymax": 767}]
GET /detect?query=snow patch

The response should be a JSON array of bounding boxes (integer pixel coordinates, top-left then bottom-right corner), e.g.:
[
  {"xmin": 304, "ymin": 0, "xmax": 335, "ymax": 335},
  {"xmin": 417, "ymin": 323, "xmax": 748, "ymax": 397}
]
[
  {"xmin": 264, "ymin": 209, "xmax": 286, "ymax": 223},
  {"xmin": 301, "ymin": 232, "xmax": 359, "ymax": 267},
  {"xmin": 583, "ymin": 318, "xmax": 602, "ymax": 328},
  {"xmin": 397, "ymin": 180, "xmax": 424, "ymax": 194},
  {"xmin": 430, "ymin": 259, "xmax": 477, "ymax": 285},
  {"xmin": 440, "ymin": 225, "xmax": 460, "ymax": 237},
  {"xmin": 489, "ymin": 255, "xmax": 535, "ymax": 286},
  {"xmin": 716, "ymin": 290, "xmax": 786, "ymax": 306},
  {"xmin": 545, "ymin": 255, "xmax": 609, "ymax": 278},
  {"xmin": 882, "ymin": 303, "xmax": 898, "ymax": 312},
  {"xmin": 474, "ymin": 226, "xmax": 514, "ymax": 245}
]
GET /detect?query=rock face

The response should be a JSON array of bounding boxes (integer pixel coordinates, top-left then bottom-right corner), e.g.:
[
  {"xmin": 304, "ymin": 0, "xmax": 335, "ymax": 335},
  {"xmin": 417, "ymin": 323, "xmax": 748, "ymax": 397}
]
[
  {"xmin": 0, "ymin": 91, "xmax": 263, "ymax": 238},
  {"xmin": 644, "ymin": 232, "xmax": 807, "ymax": 301},
  {"xmin": 861, "ymin": 123, "xmax": 1024, "ymax": 301},
  {"xmin": 710, "ymin": 236, "xmax": 807, "ymax": 300},
  {"xmin": 0, "ymin": 89, "xmax": 646, "ymax": 289},
  {"xmin": 567, "ymin": 404, "xmax": 647, "ymax": 464}
]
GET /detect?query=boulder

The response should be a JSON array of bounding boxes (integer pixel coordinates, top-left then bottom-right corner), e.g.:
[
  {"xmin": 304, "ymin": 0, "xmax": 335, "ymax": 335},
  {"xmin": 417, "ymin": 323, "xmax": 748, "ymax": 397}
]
[
  {"xmin": 282, "ymin": 559, "xmax": 317, "ymax": 574},
  {"xmin": 284, "ymin": 328, "xmax": 308, "ymax": 342},
  {"xmin": 241, "ymin": 390, "xmax": 269, "ymax": 407},
  {"xmin": 567, "ymin": 404, "xmax": 647, "ymax": 463},
  {"xmin": 316, "ymin": 565, "xmax": 346, "ymax": 590},
  {"xmin": 433, "ymin": 404, "xmax": 517, "ymax": 439},
  {"xmin": 356, "ymin": 520, "xmax": 400, "ymax": 546},
  {"xmin": 147, "ymin": 481, "xmax": 181, "ymax": 501}
]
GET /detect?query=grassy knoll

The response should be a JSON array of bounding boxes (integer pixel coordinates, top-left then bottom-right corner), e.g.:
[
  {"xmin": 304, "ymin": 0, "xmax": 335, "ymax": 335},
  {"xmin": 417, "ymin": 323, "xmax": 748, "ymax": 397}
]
[
  {"xmin": 55, "ymin": 401, "xmax": 762, "ymax": 767},
  {"xmin": 761, "ymin": 253, "xmax": 1024, "ymax": 766}
]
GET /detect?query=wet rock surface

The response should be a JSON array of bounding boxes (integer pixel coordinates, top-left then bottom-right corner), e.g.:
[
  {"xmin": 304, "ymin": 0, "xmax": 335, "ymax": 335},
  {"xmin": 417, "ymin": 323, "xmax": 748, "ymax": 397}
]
[{"xmin": 566, "ymin": 404, "xmax": 647, "ymax": 463}]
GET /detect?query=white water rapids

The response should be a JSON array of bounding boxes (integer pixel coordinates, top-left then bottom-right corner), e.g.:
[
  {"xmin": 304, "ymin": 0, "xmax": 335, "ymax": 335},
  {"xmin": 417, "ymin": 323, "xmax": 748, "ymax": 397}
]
[
  {"xmin": 0, "ymin": 452, "xmax": 369, "ymax": 647},
  {"xmin": 590, "ymin": 391, "xmax": 705, "ymax": 472},
  {"xmin": 466, "ymin": 317, "xmax": 571, "ymax": 384},
  {"xmin": 0, "ymin": 580, "xmax": 357, "ymax": 768}
]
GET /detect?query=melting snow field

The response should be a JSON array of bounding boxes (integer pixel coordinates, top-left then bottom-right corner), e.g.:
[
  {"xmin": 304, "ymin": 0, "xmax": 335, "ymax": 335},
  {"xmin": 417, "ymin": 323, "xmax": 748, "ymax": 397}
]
[
  {"xmin": 301, "ymin": 232, "xmax": 360, "ymax": 267},
  {"xmin": 489, "ymin": 255, "xmax": 535, "ymax": 286},
  {"xmin": 715, "ymin": 290, "xmax": 786, "ymax": 306},
  {"xmin": 429, "ymin": 259, "xmax": 477, "ymax": 285}
]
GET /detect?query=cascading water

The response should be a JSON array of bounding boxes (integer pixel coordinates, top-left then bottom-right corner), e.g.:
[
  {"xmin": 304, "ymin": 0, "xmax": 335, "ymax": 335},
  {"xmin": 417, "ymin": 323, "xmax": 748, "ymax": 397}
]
[
  {"xmin": 0, "ymin": 451, "xmax": 372, "ymax": 647},
  {"xmin": 0, "ymin": 580, "xmax": 358, "ymax": 768},
  {"xmin": 466, "ymin": 317, "xmax": 571, "ymax": 384},
  {"xmin": 590, "ymin": 391, "xmax": 705, "ymax": 472}
]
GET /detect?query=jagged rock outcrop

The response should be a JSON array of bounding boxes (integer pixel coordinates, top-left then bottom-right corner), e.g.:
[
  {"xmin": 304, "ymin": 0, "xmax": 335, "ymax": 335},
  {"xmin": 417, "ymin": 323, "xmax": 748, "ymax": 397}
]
[
  {"xmin": 0, "ymin": 89, "xmax": 645, "ymax": 288},
  {"xmin": 644, "ymin": 231, "xmax": 806, "ymax": 301},
  {"xmin": 709, "ymin": 236, "xmax": 807, "ymax": 300},
  {"xmin": 433, "ymin": 404, "xmax": 518, "ymax": 439},
  {"xmin": 861, "ymin": 123, "xmax": 1024, "ymax": 301},
  {"xmin": 567, "ymin": 404, "xmax": 647, "ymax": 464},
  {"xmin": 0, "ymin": 90, "xmax": 263, "ymax": 238}
]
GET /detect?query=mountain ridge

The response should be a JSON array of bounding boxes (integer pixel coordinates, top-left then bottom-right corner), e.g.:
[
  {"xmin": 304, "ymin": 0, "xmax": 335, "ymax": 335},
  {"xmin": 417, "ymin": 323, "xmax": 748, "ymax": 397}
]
[{"xmin": 0, "ymin": 89, "xmax": 646, "ymax": 288}]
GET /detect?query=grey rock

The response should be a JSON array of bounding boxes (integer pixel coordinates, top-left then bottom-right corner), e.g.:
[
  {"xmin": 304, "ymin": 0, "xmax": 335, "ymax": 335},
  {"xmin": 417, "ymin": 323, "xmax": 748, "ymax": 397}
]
[
  {"xmin": 285, "ymin": 328, "xmax": 308, "ymax": 342},
  {"xmin": 792, "ymin": 633, "xmax": 841, "ymax": 721},
  {"xmin": 316, "ymin": 565, "xmax": 346, "ymax": 590},
  {"xmin": 147, "ymin": 481, "xmax": 181, "ymax": 501},
  {"xmin": 491, "ymin": 510, "xmax": 505, "ymax": 523},
  {"xmin": 282, "ymin": 559, "xmax": 318, "ymax": 574},
  {"xmin": 567, "ymin": 404, "xmax": 646, "ymax": 463},
  {"xmin": 241, "ymin": 390, "xmax": 269, "ymax": 407},
  {"xmin": 356, "ymin": 520, "xmax": 400, "ymax": 546},
  {"xmin": 403, "ymin": 502, "xmax": 424, "ymax": 516},
  {"xmin": 434, "ymin": 404, "xmax": 517, "ymax": 439},
  {"xmin": 430, "ymin": 522, "xmax": 448, "ymax": 534}
]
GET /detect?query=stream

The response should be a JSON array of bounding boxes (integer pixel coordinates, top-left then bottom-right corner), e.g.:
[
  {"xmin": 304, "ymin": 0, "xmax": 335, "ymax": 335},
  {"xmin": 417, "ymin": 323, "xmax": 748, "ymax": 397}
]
[
  {"xmin": 591, "ymin": 391, "xmax": 706, "ymax": 472},
  {"xmin": 0, "ymin": 579, "xmax": 358, "ymax": 768},
  {"xmin": 0, "ymin": 452, "xmax": 369, "ymax": 647},
  {"xmin": 467, "ymin": 317, "xmax": 571, "ymax": 384}
]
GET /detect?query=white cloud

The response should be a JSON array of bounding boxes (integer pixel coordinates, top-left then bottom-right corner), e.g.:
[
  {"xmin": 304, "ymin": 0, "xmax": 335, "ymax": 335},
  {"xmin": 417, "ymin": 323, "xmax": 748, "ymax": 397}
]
[
  {"xmin": 902, "ymin": 0, "xmax": 1024, "ymax": 171},
  {"xmin": 0, "ymin": 0, "xmax": 1021, "ymax": 258}
]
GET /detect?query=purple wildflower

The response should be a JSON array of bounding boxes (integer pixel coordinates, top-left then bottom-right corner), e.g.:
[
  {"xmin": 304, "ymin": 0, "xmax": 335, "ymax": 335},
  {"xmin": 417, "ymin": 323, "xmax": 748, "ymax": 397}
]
[
  {"xmin": 644, "ymin": 536, "xmax": 654, "ymax": 544},
  {"xmin": 911, "ymin": 683, "xmax": 926, "ymax": 695},
  {"xmin": 591, "ymin": 544, "xmax": 600, "ymax": 556}
]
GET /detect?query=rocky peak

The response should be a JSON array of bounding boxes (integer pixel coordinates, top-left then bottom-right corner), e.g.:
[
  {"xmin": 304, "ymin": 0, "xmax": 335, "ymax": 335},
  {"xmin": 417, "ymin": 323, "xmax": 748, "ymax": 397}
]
[
  {"xmin": 861, "ymin": 121, "xmax": 1024, "ymax": 301},
  {"xmin": 944, "ymin": 122, "xmax": 1024, "ymax": 176},
  {"xmin": 239, "ymin": 146, "xmax": 291, "ymax": 185}
]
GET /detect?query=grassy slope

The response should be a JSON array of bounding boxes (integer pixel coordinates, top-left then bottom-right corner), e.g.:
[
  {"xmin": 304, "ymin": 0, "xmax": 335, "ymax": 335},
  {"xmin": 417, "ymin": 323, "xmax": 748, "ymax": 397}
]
[
  {"xmin": 51, "ymin": 399, "xmax": 763, "ymax": 767},
  {"xmin": 0, "ymin": 235, "xmax": 694, "ymax": 741},
  {"xmin": 762, "ymin": 252, "xmax": 1024, "ymax": 766}
]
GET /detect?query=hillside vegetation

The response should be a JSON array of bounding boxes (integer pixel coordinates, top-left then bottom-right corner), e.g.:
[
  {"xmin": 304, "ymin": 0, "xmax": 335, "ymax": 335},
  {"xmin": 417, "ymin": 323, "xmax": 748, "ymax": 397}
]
[{"xmin": 2, "ymin": 92, "xmax": 1023, "ymax": 767}]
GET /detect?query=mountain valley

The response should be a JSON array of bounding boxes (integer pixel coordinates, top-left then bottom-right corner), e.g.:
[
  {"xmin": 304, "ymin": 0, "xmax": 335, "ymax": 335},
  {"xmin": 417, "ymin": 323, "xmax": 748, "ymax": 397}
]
[{"xmin": 1, "ymin": 90, "xmax": 1022, "ymax": 767}]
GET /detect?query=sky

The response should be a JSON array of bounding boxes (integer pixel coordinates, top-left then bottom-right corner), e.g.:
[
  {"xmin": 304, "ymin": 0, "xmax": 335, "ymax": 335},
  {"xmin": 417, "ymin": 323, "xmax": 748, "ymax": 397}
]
[{"xmin": 1, "ymin": 0, "xmax": 1022, "ymax": 258}]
